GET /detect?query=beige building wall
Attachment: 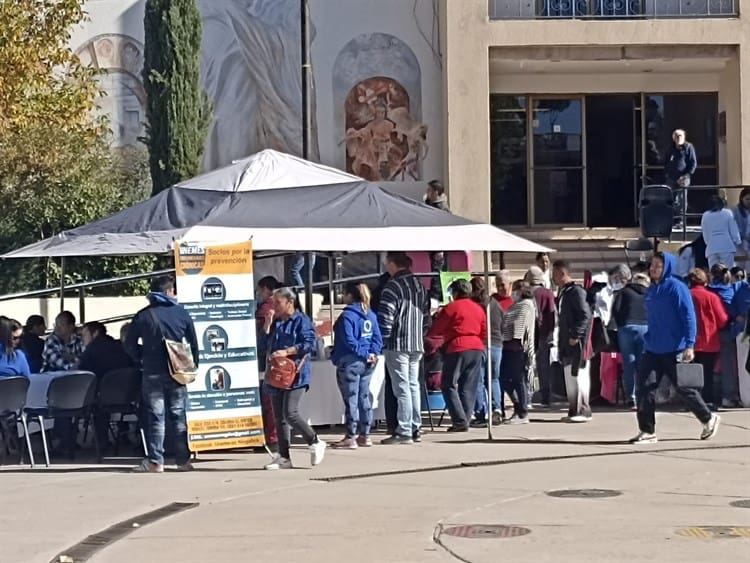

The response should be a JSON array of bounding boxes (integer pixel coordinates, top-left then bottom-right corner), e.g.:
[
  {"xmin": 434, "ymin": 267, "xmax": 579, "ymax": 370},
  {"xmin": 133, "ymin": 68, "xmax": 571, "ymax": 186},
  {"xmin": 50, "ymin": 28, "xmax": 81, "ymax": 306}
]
[{"xmin": 442, "ymin": 0, "xmax": 750, "ymax": 223}]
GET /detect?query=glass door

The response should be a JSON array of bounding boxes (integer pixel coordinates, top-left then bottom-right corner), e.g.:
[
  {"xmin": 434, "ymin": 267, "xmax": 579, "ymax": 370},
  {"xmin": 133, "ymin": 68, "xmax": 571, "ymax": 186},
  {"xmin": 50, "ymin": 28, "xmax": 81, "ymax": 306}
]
[{"xmin": 530, "ymin": 97, "xmax": 585, "ymax": 225}]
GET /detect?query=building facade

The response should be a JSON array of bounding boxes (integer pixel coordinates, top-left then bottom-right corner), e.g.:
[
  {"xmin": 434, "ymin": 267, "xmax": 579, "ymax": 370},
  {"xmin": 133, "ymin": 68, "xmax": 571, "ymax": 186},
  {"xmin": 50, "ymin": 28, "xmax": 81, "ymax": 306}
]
[{"xmin": 442, "ymin": 0, "xmax": 749, "ymax": 228}]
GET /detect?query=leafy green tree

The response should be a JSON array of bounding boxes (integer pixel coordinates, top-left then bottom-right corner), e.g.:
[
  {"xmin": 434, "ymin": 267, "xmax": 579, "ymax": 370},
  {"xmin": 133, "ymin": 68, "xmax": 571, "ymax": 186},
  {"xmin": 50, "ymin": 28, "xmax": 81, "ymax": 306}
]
[{"xmin": 142, "ymin": 0, "xmax": 211, "ymax": 195}]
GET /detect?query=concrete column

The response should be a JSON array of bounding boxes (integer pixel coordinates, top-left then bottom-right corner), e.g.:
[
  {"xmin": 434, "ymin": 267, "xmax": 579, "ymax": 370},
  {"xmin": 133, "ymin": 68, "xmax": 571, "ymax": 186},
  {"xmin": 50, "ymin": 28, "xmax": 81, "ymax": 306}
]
[
  {"xmin": 441, "ymin": 0, "xmax": 490, "ymax": 223},
  {"xmin": 740, "ymin": 36, "xmax": 750, "ymax": 185}
]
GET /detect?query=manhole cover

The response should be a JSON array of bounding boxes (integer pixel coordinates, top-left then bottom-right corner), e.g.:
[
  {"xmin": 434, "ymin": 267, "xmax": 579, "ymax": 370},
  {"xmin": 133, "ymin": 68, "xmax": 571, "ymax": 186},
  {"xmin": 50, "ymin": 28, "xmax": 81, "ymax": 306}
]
[
  {"xmin": 546, "ymin": 488, "xmax": 622, "ymax": 499},
  {"xmin": 676, "ymin": 527, "xmax": 750, "ymax": 539},
  {"xmin": 442, "ymin": 525, "xmax": 531, "ymax": 539},
  {"xmin": 730, "ymin": 500, "xmax": 750, "ymax": 509}
]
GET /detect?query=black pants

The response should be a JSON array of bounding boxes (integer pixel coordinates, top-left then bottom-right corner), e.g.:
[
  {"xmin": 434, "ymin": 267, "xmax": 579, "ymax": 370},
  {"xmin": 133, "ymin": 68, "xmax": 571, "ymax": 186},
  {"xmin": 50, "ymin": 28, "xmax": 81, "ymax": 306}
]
[
  {"xmin": 270, "ymin": 387, "xmax": 317, "ymax": 459},
  {"xmin": 636, "ymin": 352, "xmax": 712, "ymax": 434},
  {"xmin": 384, "ymin": 366, "xmax": 398, "ymax": 435},
  {"xmin": 501, "ymin": 348, "xmax": 528, "ymax": 419},
  {"xmin": 693, "ymin": 351, "xmax": 720, "ymax": 407},
  {"xmin": 441, "ymin": 350, "xmax": 485, "ymax": 429}
]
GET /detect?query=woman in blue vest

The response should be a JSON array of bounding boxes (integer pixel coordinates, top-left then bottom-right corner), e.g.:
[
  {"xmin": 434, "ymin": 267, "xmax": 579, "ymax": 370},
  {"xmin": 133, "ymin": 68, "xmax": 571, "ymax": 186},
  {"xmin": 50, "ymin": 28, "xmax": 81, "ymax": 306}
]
[{"xmin": 0, "ymin": 316, "xmax": 30, "ymax": 378}]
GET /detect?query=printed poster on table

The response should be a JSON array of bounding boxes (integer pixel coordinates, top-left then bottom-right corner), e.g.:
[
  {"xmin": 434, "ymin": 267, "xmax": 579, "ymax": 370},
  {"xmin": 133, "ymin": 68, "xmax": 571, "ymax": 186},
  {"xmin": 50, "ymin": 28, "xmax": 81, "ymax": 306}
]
[{"xmin": 174, "ymin": 240, "xmax": 264, "ymax": 451}]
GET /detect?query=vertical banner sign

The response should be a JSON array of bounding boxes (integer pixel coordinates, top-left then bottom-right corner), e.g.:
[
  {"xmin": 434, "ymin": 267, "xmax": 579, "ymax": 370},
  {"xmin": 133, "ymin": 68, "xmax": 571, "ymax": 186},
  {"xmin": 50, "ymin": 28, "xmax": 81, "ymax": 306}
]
[{"xmin": 175, "ymin": 240, "xmax": 265, "ymax": 451}]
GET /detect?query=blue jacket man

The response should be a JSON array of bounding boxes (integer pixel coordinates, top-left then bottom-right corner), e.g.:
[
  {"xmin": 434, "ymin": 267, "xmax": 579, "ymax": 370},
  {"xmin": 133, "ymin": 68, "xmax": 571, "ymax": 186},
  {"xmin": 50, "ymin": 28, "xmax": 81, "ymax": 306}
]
[
  {"xmin": 125, "ymin": 275, "xmax": 198, "ymax": 473},
  {"xmin": 631, "ymin": 252, "xmax": 719, "ymax": 444}
]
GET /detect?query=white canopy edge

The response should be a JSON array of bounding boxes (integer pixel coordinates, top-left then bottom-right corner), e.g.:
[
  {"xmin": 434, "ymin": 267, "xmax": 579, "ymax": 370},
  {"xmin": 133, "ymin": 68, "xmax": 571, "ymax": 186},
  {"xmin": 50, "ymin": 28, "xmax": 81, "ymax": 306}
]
[{"xmin": 184, "ymin": 224, "xmax": 554, "ymax": 253}]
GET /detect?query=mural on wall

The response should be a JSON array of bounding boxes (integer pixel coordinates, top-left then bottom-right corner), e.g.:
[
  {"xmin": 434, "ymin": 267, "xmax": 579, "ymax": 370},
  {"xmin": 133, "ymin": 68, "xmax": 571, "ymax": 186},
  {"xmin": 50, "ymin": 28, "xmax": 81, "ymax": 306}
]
[
  {"xmin": 75, "ymin": 34, "xmax": 146, "ymax": 147},
  {"xmin": 334, "ymin": 33, "xmax": 427, "ymax": 182},
  {"xmin": 199, "ymin": 0, "xmax": 319, "ymax": 171}
]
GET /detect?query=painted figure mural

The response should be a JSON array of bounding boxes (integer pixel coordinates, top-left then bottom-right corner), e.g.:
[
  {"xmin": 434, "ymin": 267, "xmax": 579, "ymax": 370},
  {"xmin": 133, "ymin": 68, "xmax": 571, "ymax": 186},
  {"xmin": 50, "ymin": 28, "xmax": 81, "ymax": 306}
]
[{"xmin": 334, "ymin": 33, "xmax": 427, "ymax": 182}]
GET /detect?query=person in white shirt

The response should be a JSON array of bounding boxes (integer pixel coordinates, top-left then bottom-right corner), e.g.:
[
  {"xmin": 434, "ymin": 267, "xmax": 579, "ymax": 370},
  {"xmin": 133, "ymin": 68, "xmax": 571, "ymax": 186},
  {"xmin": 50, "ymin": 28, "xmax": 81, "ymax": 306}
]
[
  {"xmin": 535, "ymin": 252, "xmax": 553, "ymax": 290},
  {"xmin": 701, "ymin": 195, "xmax": 741, "ymax": 269}
]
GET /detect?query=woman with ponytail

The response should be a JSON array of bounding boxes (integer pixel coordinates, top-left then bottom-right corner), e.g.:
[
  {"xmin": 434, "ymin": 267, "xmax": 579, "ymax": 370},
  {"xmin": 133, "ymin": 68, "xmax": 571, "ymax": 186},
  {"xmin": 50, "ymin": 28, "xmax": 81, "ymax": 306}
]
[
  {"xmin": 331, "ymin": 283, "xmax": 383, "ymax": 449},
  {"xmin": 708, "ymin": 263, "xmax": 742, "ymax": 407}
]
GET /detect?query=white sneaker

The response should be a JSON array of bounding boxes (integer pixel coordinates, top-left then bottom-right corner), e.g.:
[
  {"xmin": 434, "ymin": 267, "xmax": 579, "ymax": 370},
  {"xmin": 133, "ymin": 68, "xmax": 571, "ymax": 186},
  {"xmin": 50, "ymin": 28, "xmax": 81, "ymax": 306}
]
[
  {"xmin": 700, "ymin": 414, "xmax": 721, "ymax": 440},
  {"xmin": 629, "ymin": 432, "xmax": 658, "ymax": 444},
  {"xmin": 310, "ymin": 440, "xmax": 327, "ymax": 466},
  {"xmin": 264, "ymin": 455, "xmax": 293, "ymax": 470},
  {"xmin": 568, "ymin": 415, "xmax": 591, "ymax": 423}
]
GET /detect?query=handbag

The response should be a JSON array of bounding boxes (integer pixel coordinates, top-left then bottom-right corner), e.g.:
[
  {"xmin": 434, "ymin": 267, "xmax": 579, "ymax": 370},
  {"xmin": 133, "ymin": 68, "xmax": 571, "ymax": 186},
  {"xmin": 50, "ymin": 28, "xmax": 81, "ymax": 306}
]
[
  {"xmin": 266, "ymin": 354, "xmax": 308, "ymax": 390},
  {"xmin": 148, "ymin": 308, "xmax": 198, "ymax": 385}
]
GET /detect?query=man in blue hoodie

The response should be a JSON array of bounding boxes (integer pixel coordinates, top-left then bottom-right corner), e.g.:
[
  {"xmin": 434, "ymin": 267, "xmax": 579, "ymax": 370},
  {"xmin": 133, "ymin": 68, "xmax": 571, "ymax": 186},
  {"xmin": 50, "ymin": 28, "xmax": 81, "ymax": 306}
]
[
  {"xmin": 630, "ymin": 252, "xmax": 720, "ymax": 444},
  {"xmin": 125, "ymin": 275, "xmax": 199, "ymax": 472}
]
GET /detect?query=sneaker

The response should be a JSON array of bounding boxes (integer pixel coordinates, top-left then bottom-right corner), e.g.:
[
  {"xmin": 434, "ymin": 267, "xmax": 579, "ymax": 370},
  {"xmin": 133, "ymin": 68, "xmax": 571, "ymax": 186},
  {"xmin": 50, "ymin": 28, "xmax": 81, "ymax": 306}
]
[
  {"xmin": 331, "ymin": 437, "xmax": 358, "ymax": 450},
  {"xmin": 470, "ymin": 419, "xmax": 488, "ymax": 429},
  {"xmin": 446, "ymin": 425, "xmax": 469, "ymax": 433},
  {"xmin": 700, "ymin": 414, "xmax": 721, "ymax": 440},
  {"xmin": 264, "ymin": 455, "xmax": 293, "ymax": 470},
  {"xmin": 310, "ymin": 440, "xmax": 327, "ymax": 466},
  {"xmin": 133, "ymin": 459, "xmax": 164, "ymax": 473},
  {"xmin": 175, "ymin": 462, "xmax": 194, "ymax": 472},
  {"xmin": 568, "ymin": 415, "xmax": 591, "ymax": 423},
  {"xmin": 412, "ymin": 430, "xmax": 422, "ymax": 443},
  {"xmin": 380, "ymin": 435, "xmax": 414, "ymax": 445},
  {"xmin": 356, "ymin": 435, "xmax": 373, "ymax": 447},
  {"xmin": 508, "ymin": 416, "xmax": 530, "ymax": 425},
  {"xmin": 629, "ymin": 432, "xmax": 658, "ymax": 444},
  {"xmin": 491, "ymin": 410, "xmax": 504, "ymax": 426}
]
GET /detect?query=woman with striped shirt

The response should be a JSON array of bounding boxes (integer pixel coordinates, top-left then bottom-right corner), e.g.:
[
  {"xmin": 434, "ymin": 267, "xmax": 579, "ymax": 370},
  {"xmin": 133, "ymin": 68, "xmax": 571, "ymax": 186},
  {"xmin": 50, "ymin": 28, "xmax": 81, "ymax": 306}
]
[{"xmin": 500, "ymin": 284, "xmax": 537, "ymax": 424}]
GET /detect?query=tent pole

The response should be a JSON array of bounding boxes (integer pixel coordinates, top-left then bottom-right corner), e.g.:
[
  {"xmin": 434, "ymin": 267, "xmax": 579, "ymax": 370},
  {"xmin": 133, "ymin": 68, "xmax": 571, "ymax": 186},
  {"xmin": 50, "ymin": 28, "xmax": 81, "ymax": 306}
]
[
  {"xmin": 484, "ymin": 251, "xmax": 493, "ymax": 441},
  {"xmin": 301, "ymin": 0, "xmax": 312, "ymax": 160},
  {"xmin": 59, "ymin": 257, "xmax": 66, "ymax": 313},
  {"xmin": 327, "ymin": 253, "xmax": 335, "ymax": 329},
  {"xmin": 305, "ymin": 252, "xmax": 314, "ymax": 318}
]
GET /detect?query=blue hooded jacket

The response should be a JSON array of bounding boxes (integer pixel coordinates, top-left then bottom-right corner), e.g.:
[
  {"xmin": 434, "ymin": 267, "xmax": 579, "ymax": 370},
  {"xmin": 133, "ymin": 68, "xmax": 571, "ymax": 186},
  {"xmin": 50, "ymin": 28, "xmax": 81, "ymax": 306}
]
[
  {"xmin": 267, "ymin": 310, "xmax": 316, "ymax": 390},
  {"xmin": 644, "ymin": 253, "xmax": 697, "ymax": 354},
  {"xmin": 331, "ymin": 303, "xmax": 383, "ymax": 365},
  {"xmin": 0, "ymin": 344, "xmax": 30, "ymax": 378}
]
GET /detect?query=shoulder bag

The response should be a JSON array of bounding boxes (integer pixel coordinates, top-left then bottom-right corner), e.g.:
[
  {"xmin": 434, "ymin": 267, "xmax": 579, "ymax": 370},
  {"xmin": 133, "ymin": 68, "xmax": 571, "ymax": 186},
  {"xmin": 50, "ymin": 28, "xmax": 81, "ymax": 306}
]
[
  {"xmin": 148, "ymin": 308, "xmax": 197, "ymax": 385},
  {"xmin": 266, "ymin": 354, "xmax": 308, "ymax": 390}
]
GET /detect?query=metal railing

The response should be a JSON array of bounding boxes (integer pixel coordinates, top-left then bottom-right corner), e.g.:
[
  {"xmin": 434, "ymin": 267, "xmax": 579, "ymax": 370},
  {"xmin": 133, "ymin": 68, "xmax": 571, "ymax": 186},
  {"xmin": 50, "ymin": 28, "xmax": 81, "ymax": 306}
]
[
  {"xmin": 489, "ymin": 0, "xmax": 739, "ymax": 19},
  {"xmin": 669, "ymin": 184, "xmax": 748, "ymax": 243}
]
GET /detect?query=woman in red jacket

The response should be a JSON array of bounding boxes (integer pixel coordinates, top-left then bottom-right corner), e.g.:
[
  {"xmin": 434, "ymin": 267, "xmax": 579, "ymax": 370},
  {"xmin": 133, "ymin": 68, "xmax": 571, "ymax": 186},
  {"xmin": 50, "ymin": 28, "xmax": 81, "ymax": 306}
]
[
  {"xmin": 427, "ymin": 279, "xmax": 487, "ymax": 432},
  {"xmin": 689, "ymin": 268, "xmax": 729, "ymax": 409}
]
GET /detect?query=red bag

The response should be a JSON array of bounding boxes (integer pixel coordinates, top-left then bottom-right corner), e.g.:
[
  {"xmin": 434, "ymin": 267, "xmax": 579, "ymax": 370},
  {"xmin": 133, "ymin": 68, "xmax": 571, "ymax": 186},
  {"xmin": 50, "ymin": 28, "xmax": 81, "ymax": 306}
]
[{"xmin": 266, "ymin": 355, "xmax": 308, "ymax": 390}]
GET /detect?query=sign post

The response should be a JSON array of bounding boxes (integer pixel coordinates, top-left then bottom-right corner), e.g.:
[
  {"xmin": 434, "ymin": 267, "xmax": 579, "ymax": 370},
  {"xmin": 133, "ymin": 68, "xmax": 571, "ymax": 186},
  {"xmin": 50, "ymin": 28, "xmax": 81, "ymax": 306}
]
[{"xmin": 175, "ymin": 240, "xmax": 265, "ymax": 452}]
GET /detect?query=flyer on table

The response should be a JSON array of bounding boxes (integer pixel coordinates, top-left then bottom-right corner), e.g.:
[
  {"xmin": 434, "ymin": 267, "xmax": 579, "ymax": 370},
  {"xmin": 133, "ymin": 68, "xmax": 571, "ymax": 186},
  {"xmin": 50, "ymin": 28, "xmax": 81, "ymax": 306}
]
[{"xmin": 175, "ymin": 240, "xmax": 265, "ymax": 451}]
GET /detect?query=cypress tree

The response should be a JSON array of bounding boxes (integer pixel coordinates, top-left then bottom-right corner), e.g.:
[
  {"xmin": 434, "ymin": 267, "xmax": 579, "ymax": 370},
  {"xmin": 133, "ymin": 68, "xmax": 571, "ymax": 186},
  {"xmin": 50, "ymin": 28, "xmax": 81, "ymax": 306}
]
[{"xmin": 142, "ymin": 0, "xmax": 211, "ymax": 195}]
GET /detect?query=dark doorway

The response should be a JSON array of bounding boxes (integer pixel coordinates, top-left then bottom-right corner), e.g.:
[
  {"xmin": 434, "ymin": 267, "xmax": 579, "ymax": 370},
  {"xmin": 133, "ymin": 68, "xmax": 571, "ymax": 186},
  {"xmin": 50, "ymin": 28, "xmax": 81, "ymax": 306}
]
[{"xmin": 586, "ymin": 95, "xmax": 636, "ymax": 227}]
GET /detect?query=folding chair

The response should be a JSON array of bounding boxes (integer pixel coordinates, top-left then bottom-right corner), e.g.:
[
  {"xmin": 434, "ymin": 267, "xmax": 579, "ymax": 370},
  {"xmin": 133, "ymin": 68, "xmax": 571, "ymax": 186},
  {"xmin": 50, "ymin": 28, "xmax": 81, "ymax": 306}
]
[
  {"xmin": 0, "ymin": 377, "xmax": 34, "ymax": 467},
  {"xmin": 24, "ymin": 371, "xmax": 98, "ymax": 467}
]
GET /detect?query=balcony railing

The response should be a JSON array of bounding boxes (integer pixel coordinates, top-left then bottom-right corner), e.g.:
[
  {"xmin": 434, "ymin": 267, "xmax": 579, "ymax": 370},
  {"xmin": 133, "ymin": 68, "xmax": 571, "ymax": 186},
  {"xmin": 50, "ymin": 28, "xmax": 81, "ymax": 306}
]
[{"xmin": 489, "ymin": 0, "xmax": 739, "ymax": 19}]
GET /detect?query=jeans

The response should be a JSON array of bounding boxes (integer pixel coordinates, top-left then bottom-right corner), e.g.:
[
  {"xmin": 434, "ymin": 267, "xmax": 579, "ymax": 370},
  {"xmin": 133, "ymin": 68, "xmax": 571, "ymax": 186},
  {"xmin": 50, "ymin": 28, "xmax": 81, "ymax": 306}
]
[
  {"xmin": 636, "ymin": 352, "xmax": 712, "ymax": 434},
  {"xmin": 474, "ymin": 346, "xmax": 503, "ymax": 420},
  {"xmin": 694, "ymin": 351, "xmax": 720, "ymax": 406},
  {"xmin": 718, "ymin": 328, "xmax": 740, "ymax": 403},
  {"xmin": 708, "ymin": 252, "xmax": 736, "ymax": 269},
  {"xmin": 536, "ymin": 339, "xmax": 552, "ymax": 404},
  {"xmin": 384, "ymin": 350, "xmax": 423, "ymax": 438},
  {"xmin": 142, "ymin": 373, "xmax": 190, "ymax": 466},
  {"xmin": 618, "ymin": 324, "xmax": 648, "ymax": 402},
  {"xmin": 290, "ymin": 252, "xmax": 316, "ymax": 288},
  {"xmin": 384, "ymin": 366, "xmax": 398, "ymax": 435},
  {"xmin": 270, "ymin": 387, "xmax": 317, "ymax": 459},
  {"xmin": 441, "ymin": 350, "xmax": 485, "ymax": 429},
  {"xmin": 336, "ymin": 355, "xmax": 374, "ymax": 438},
  {"xmin": 501, "ymin": 348, "xmax": 529, "ymax": 419},
  {"xmin": 561, "ymin": 345, "xmax": 591, "ymax": 419}
]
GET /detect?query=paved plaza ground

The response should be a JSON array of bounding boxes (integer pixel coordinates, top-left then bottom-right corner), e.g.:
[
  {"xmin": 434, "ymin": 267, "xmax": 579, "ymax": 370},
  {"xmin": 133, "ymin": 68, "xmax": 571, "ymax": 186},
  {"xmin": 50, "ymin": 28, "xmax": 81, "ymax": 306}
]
[{"xmin": 1, "ymin": 407, "xmax": 749, "ymax": 563}]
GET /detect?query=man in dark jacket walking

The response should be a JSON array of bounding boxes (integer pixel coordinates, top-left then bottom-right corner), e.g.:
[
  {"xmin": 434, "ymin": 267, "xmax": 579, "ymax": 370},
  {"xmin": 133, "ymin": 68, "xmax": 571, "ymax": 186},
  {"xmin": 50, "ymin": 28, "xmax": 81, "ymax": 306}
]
[
  {"xmin": 629, "ymin": 252, "xmax": 720, "ymax": 444},
  {"xmin": 125, "ymin": 275, "xmax": 199, "ymax": 472},
  {"xmin": 664, "ymin": 129, "xmax": 697, "ymax": 227},
  {"xmin": 552, "ymin": 260, "xmax": 593, "ymax": 422}
]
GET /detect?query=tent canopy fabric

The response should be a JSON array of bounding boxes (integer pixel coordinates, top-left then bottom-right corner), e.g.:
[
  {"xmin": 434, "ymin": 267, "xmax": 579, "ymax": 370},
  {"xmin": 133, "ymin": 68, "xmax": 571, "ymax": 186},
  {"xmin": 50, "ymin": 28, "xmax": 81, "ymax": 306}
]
[
  {"xmin": 5, "ymin": 181, "xmax": 552, "ymax": 257},
  {"xmin": 2, "ymin": 149, "xmax": 552, "ymax": 258},
  {"xmin": 174, "ymin": 149, "xmax": 359, "ymax": 192}
]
